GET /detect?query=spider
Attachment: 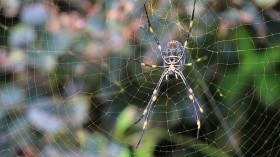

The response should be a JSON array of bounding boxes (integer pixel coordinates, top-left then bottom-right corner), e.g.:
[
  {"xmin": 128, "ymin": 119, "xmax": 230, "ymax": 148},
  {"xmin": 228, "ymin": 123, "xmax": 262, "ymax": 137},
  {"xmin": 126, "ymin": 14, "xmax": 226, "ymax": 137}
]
[{"xmin": 134, "ymin": 0, "xmax": 204, "ymax": 148}]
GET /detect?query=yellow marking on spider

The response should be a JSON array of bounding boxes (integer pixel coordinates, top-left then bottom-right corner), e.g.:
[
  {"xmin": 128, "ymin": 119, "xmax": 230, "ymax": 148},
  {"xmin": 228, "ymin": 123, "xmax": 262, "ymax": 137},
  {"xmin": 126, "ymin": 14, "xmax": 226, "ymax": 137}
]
[
  {"xmin": 197, "ymin": 120, "xmax": 201, "ymax": 129},
  {"xmin": 186, "ymin": 63, "xmax": 193, "ymax": 66},
  {"xmin": 143, "ymin": 108, "xmax": 147, "ymax": 115},
  {"xmin": 184, "ymin": 42, "xmax": 188, "ymax": 49},
  {"xmin": 158, "ymin": 45, "xmax": 162, "ymax": 50},
  {"xmin": 189, "ymin": 88, "xmax": 193, "ymax": 94},
  {"xmin": 152, "ymin": 65, "xmax": 157, "ymax": 68},
  {"xmin": 141, "ymin": 63, "xmax": 145, "ymax": 66},
  {"xmin": 197, "ymin": 58, "xmax": 202, "ymax": 62},
  {"xmin": 153, "ymin": 90, "xmax": 157, "ymax": 95},
  {"xmin": 199, "ymin": 107, "xmax": 204, "ymax": 113},
  {"xmin": 189, "ymin": 21, "xmax": 193, "ymax": 29},
  {"xmin": 168, "ymin": 64, "xmax": 175, "ymax": 72},
  {"xmin": 143, "ymin": 120, "xmax": 148, "ymax": 129},
  {"xmin": 149, "ymin": 27, "xmax": 154, "ymax": 33},
  {"xmin": 217, "ymin": 88, "xmax": 224, "ymax": 97},
  {"xmin": 189, "ymin": 95, "xmax": 194, "ymax": 101},
  {"xmin": 152, "ymin": 96, "xmax": 157, "ymax": 102}
]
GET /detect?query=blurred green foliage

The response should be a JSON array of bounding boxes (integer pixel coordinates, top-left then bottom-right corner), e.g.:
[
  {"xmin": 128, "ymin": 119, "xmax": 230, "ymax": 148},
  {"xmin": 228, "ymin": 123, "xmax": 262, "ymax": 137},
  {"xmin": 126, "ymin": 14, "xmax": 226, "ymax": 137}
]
[{"xmin": 0, "ymin": 0, "xmax": 280, "ymax": 157}]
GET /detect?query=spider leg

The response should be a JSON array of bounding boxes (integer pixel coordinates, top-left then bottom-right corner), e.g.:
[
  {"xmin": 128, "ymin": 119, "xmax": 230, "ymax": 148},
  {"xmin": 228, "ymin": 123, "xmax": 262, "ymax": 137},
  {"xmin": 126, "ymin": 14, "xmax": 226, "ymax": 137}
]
[
  {"xmin": 175, "ymin": 70, "xmax": 203, "ymax": 139},
  {"xmin": 135, "ymin": 70, "xmax": 168, "ymax": 148},
  {"xmin": 175, "ymin": 55, "xmax": 208, "ymax": 67},
  {"xmin": 129, "ymin": 58, "xmax": 168, "ymax": 69},
  {"xmin": 188, "ymin": 0, "xmax": 196, "ymax": 37},
  {"xmin": 184, "ymin": 0, "xmax": 197, "ymax": 49},
  {"xmin": 144, "ymin": 4, "xmax": 163, "ymax": 52}
]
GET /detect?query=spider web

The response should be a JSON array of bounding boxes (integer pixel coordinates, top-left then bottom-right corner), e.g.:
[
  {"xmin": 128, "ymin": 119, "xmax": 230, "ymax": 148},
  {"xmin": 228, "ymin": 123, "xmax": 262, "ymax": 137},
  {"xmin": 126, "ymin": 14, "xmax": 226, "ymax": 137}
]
[{"xmin": 0, "ymin": 0, "xmax": 280, "ymax": 156}]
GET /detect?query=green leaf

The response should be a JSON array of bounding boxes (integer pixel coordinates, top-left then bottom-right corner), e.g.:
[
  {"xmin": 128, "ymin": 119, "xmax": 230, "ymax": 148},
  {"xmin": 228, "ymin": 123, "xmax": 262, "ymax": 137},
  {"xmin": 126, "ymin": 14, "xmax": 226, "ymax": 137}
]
[
  {"xmin": 220, "ymin": 27, "xmax": 257, "ymax": 103},
  {"xmin": 134, "ymin": 129, "xmax": 159, "ymax": 157},
  {"xmin": 133, "ymin": 128, "xmax": 231, "ymax": 157},
  {"xmin": 254, "ymin": 45, "xmax": 280, "ymax": 108},
  {"xmin": 119, "ymin": 149, "xmax": 131, "ymax": 157},
  {"xmin": 115, "ymin": 106, "xmax": 136, "ymax": 139}
]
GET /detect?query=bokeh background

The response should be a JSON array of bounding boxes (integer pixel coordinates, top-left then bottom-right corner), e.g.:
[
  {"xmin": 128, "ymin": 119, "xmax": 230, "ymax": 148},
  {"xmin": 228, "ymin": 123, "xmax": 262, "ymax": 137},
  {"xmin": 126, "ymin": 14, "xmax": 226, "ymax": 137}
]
[{"xmin": 0, "ymin": 0, "xmax": 280, "ymax": 156}]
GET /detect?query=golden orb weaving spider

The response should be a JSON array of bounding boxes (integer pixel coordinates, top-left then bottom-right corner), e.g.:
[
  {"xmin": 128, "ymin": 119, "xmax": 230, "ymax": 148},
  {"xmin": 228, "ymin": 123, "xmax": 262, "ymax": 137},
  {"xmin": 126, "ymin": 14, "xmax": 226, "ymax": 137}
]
[{"xmin": 134, "ymin": 0, "xmax": 204, "ymax": 148}]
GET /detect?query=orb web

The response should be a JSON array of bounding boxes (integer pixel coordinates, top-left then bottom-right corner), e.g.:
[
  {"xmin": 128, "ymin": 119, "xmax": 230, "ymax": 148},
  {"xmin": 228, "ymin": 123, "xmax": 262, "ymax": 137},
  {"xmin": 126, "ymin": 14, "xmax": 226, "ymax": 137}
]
[{"xmin": 0, "ymin": 0, "xmax": 280, "ymax": 157}]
